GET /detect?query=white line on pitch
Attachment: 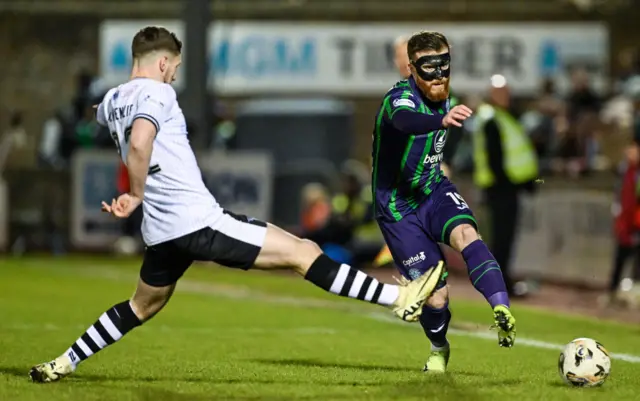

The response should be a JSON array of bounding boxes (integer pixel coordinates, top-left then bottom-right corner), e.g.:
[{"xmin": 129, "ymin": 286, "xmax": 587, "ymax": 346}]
[{"xmin": 366, "ymin": 312, "xmax": 640, "ymax": 364}]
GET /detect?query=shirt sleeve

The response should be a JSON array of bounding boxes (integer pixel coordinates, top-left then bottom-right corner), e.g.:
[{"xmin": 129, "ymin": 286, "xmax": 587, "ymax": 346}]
[
  {"xmin": 134, "ymin": 84, "xmax": 176, "ymax": 134},
  {"xmin": 385, "ymin": 91, "xmax": 445, "ymax": 134},
  {"xmin": 95, "ymin": 102, "xmax": 108, "ymax": 126}
]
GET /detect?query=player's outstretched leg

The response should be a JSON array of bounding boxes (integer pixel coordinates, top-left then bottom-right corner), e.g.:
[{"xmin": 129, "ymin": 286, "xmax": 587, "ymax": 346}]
[
  {"xmin": 450, "ymin": 224, "xmax": 516, "ymax": 347},
  {"xmin": 29, "ymin": 279, "xmax": 175, "ymax": 383},
  {"xmin": 255, "ymin": 224, "xmax": 445, "ymax": 322}
]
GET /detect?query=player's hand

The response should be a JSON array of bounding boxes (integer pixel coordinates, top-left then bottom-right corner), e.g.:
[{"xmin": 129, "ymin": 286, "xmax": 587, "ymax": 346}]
[
  {"xmin": 101, "ymin": 194, "xmax": 142, "ymax": 219},
  {"xmin": 443, "ymin": 105, "xmax": 473, "ymax": 128}
]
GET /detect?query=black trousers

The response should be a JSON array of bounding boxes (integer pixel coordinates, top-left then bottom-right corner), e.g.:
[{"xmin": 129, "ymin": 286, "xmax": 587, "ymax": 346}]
[
  {"xmin": 609, "ymin": 243, "xmax": 640, "ymax": 293},
  {"xmin": 485, "ymin": 187, "xmax": 520, "ymax": 295}
]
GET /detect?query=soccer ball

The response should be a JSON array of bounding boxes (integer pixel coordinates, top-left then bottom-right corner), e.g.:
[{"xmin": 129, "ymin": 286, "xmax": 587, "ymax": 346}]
[
  {"xmin": 558, "ymin": 338, "xmax": 611, "ymax": 387},
  {"xmin": 113, "ymin": 236, "xmax": 139, "ymax": 255}
]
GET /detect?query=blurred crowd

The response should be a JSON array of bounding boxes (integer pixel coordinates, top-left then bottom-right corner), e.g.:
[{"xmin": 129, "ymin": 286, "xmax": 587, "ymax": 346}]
[
  {"xmin": 296, "ymin": 161, "xmax": 383, "ymax": 268},
  {"xmin": 30, "ymin": 71, "xmax": 238, "ymax": 172},
  {"xmin": 2, "ymin": 48, "xmax": 635, "ymax": 182},
  {"xmin": 449, "ymin": 48, "xmax": 640, "ymax": 179}
]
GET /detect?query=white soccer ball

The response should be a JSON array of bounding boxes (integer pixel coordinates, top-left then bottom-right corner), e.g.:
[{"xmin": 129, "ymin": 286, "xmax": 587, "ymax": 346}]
[
  {"xmin": 113, "ymin": 236, "xmax": 139, "ymax": 256},
  {"xmin": 558, "ymin": 338, "xmax": 611, "ymax": 387}
]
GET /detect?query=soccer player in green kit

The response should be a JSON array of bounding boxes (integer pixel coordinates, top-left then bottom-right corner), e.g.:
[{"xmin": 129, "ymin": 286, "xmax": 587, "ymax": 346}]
[{"xmin": 372, "ymin": 31, "xmax": 517, "ymax": 373}]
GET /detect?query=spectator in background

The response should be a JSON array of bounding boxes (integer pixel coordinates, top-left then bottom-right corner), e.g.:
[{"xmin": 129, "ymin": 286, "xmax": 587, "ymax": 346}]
[
  {"xmin": 566, "ymin": 68, "xmax": 601, "ymax": 122},
  {"xmin": 472, "ymin": 75, "xmax": 539, "ymax": 297},
  {"xmin": 300, "ymin": 182, "xmax": 332, "ymax": 234},
  {"xmin": 209, "ymin": 101, "xmax": 237, "ymax": 150},
  {"xmin": 560, "ymin": 68, "xmax": 602, "ymax": 176},
  {"xmin": 299, "ymin": 176, "xmax": 355, "ymax": 265},
  {"xmin": 0, "ymin": 111, "xmax": 28, "ymax": 172},
  {"xmin": 299, "ymin": 164, "xmax": 381, "ymax": 267},
  {"xmin": 520, "ymin": 79, "xmax": 565, "ymax": 173},
  {"xmin": 614, "ymin": 48, "xmax": 639, "ymax": 94},
  {"xmin": 340, "ymin": 163, "xmax": 384, "ymax": 267},
  {"xmin": 57, "ymin": 107, "xmax": 80, "ymax": 166},
  {"xmin": 447, "ymin": 93, "xmax": 483, "ymax": 173},
  {"xmin": 632, "ymin": 77, "xmax": 640, "ymax": 142},
  {"xmin": 392, "ymin": 35, "xmax": 411, "ymax": 80},
  {"xmin": 599, "ymin": 75, "xmax": 640, "ymax": 169},
  {"xmin": 38, "ymin": 110, "xmax": 67, "ymax": 169},
  {"xmin": 88, "ymin": 84, "xmax": 120, "ymax": 151},
  {"xmin": 606, "ymin": 140, "xmax": 640, "ymax": 308},
  {"xmin": 74, "ymin": 104, "xmax": 99, "ymax": 149},
  {"xmin": 72, "ymin": 71, "xmax": 95, "ymax": 122},
  {"xmin": 441, "ymin": 91, "xmax": 464, "ymax": 177},
  {"xmin": 329, "ymin": 168, "xmax": 367, "ymax": 243}
]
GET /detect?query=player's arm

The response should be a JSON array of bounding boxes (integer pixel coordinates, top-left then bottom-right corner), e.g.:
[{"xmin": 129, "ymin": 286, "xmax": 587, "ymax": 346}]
[
  {"xmin": 128, "ymin": 84, "xmax": 175, "ymax": 199},
  {"xmin": 386, "ymin": 95, "xmax": 445, "ymax": 134},
  {"xmin": 386, "ymin": 93, "xmax": 472, "ymax": 134},
  {"xmin": 126, "ymin": 119, "xmax": 156, "ymax": 200}
]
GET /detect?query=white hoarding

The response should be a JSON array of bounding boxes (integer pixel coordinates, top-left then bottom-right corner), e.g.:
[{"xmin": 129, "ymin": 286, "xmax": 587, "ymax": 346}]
[{"xmin": 100, "ymin": 21, "xmax": 608, "ymax": 96}]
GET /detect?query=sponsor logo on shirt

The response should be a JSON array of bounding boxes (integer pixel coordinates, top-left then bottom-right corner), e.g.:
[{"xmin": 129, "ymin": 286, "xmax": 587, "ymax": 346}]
[
  {"xmin": 434, "ymin": 130, "xmax": 447, "ymax": 153},
  {"xmin": 393, "ymin": 98, "xmax": 416, "ymax": 109},
  {"xmin": 423, "ymin": 152, "xmax": 444, "ymax": 165},
  {"xmin": 402, "ymin": 251, "xmax": 426, "ymax": 267}
]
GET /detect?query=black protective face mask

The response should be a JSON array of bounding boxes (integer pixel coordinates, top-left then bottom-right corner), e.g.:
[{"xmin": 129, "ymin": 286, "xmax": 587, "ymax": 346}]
[{"xmin": 411, "ymin": 53, "xmax": 451, "ymax": 82}]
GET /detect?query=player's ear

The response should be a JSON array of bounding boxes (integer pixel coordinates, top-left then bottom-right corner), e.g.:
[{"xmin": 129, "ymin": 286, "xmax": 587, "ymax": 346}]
[
  {"xmin": 159, "ymin": 56, "xmax": 168, "ymax": 72},
  {"xmin": 408, "ymin": 62, "xmax": 416, "ymax": 76}
]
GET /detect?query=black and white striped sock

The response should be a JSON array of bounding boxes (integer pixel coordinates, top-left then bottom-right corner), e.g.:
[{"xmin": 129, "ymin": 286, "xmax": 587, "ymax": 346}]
[
  {"xmin": 304, "ymin": 254, "xmax": 399, "ymax": 306},
  {"xmin": 64, "ymin": 301, "xmax": 142, "ymax": 367}
]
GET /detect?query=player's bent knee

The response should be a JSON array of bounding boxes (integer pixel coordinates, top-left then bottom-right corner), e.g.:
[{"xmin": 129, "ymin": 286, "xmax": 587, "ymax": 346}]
[
  {"xmin": 278, "ymin": 238, "xmax": 322, "ymax": 274},
  {"xmin": 426, "ymin": 286, "xmax": 449, "ymax": 309},
  {"xmin": 294, "ymin": 239, "xmax": 323, "ymax": 272},
  {"xmin": 130, "ymin": 279, "xmax": 175, "ymax": 322},
  {"xmin": 298, "ymin": 239, "xmax": 322, "ymax": 257},
  {"xmin": 255, "ymin": 224, "xmax": 323, "ymax": 273},
  {"xmin": 449, "ymin": 224, "xmax": 480, "ymax": 252}
]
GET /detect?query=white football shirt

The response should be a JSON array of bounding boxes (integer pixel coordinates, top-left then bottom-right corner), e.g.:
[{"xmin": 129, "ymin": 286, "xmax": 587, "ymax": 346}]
[{"xmin": 96, "ymin": 78, "xmax": 222, "ymax": 245}]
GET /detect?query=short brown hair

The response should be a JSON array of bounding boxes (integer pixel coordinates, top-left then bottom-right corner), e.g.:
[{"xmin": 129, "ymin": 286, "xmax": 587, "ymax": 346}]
[
  {"xmin": 407, "ymin": 31, "xmax": 450, "ymax": 61},
  {"xmin": 131, "ymin": 26, "xmax": 182, "ymax": 59}
]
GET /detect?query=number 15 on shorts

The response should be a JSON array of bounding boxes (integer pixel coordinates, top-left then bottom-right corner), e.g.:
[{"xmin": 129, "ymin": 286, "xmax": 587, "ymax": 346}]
[{"xmin": 446, "ymin": 192, "xmax": 469, "ymax": 210}]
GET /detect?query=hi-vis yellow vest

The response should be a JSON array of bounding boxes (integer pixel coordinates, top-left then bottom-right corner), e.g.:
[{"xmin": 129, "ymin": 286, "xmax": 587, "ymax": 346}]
[
  {"xmin": 473, "ymin": 104, "xmax": 538, "ymax": 188},
  {"xmin": 332, "ymin": 185, "xmax": 382, "ymax": 241}
]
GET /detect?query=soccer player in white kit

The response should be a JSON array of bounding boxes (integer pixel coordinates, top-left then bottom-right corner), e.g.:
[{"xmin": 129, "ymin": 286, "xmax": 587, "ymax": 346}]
[{"xmin": 29, "ymin": 26, "xmax": 445, "ymax": 383}]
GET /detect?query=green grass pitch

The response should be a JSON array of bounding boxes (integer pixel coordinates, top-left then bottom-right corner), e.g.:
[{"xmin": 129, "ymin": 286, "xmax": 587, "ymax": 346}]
[{"xmin": 1, "ymin": 256, "xmax": 639, "ymax": 400}]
